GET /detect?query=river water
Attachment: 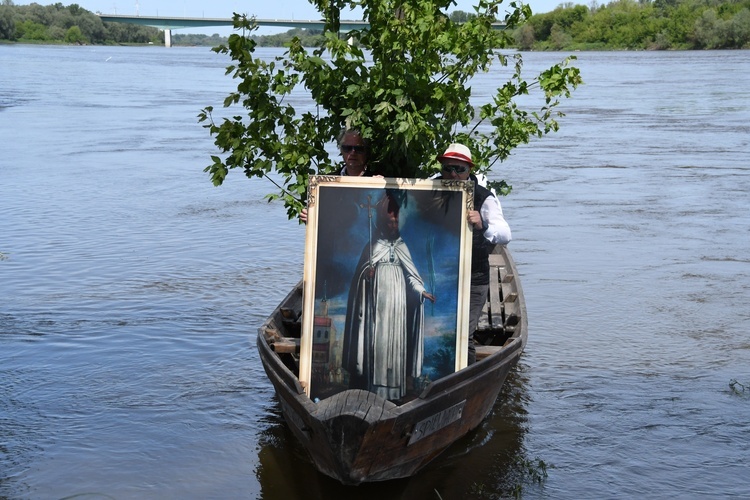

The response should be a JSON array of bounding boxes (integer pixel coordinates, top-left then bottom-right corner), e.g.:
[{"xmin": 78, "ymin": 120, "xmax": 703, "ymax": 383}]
[{"xmin": 1, "ymin": 45, "xmax": 748, "ymax": 499}]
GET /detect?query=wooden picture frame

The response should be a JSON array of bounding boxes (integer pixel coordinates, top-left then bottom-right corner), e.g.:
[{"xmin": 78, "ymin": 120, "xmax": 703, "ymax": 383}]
[{"xmin": 299, "ymin": 176, "xmax": 474, "ymax": 401}]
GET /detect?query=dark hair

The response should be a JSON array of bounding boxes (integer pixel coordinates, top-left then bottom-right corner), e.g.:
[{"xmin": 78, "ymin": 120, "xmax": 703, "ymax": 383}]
[{"xmin": 337, "ymin": 129, "xmax": 370, "ymax": 152}]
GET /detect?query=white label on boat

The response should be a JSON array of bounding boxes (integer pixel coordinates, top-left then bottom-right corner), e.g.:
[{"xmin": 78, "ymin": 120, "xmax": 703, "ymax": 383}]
[{"xmin": 408, "ymin": 400, "xmax": 466, "ymax": 445}]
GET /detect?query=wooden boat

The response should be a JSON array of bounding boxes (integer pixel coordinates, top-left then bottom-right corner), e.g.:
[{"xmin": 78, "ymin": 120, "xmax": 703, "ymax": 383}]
[{"xmin": 256, "ymin": 244, "xmax": 527, "ymax": 485}]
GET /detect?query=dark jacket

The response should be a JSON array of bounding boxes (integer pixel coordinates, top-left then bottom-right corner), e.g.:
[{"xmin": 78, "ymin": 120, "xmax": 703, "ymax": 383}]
[{"xmin": 469, "ymin": 176, "xmax": 494, "ymax": 286}]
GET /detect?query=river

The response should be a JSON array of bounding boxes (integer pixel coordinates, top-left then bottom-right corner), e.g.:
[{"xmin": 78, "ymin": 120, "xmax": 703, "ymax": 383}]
[{"xmin": 1, "ymin": 45, "xmax": 748, "ymax": 499}]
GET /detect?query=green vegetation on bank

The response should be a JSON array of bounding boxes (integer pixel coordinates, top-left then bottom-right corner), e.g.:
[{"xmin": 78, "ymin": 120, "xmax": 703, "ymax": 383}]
[
  {"xmin": 2, "ymin": 0, "xmax": 747, "ymax": 49},
  {"xmin": 169, "ymin": 29, "xmax": 326, "ymax": 47},
  {"xmin": 520, "ymin": 0, "xmax": 750, "ymax": 50},
  {"xmin": 0, "ymin": 0, "xmax": 163, "ymax": 44}
]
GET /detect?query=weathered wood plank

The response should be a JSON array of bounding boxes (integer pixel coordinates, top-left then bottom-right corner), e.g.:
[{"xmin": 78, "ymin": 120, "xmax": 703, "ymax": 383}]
[
  {"xmin": 264, "ymin": 327, "xmax": 284, "ymax": 343},
  {"xmin": 272, "ymin": 337, "xmax": 300, "ymax": 354},
  {"xmin": 499, "ymin": 262, "xmax": 520, "ymax": 328},
  {"xmin": 475, "ymin": 345, "xmax": 502, "ymax": 360},
  {"xmin": 488, "ymin": 265, "xmax": 504, "ymax": 330}
]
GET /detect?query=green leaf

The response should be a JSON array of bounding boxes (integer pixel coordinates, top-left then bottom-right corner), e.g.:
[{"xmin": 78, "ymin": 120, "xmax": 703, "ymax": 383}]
[{"xmin": 201, "ymin": 0, "xmax": 580, "ymax": 218}]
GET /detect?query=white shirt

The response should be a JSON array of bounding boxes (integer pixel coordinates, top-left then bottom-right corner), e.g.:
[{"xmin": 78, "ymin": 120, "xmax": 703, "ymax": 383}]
[{"xmin": 480, "ymin": 194, "xmax": 512, "ymax": 245}]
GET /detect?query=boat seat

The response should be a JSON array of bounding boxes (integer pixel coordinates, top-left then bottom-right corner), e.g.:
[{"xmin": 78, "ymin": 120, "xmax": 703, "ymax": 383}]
[
  {"xmin": 272, "ymin": 337, "xmax": 300, "ymax": 354},
  {"xmin": 475, "ymin": 345, "xmax": 502, "ymax": 360},
  {"xmin": 487, "ymin": 255, "xmax": 506, "ymax": 330},
  {"xmin": 476, "ymin": 253, "xmax": 519, "ymax": 347}
]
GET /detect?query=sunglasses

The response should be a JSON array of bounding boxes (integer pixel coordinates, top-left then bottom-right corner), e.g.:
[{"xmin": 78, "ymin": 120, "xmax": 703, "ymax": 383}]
[
  {"xmin": 442, "ymin": 164, "xmax": 469, "ymax": 174},
  {"xmin": 341, "ymin": 145, "xmax": 366, "ymax": 153}
]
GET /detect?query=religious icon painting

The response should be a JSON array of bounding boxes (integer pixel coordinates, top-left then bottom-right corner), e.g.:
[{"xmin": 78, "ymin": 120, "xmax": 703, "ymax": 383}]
[{"xmin": 299, "ymin": 176, "xmax": 474, "ymax": 402}]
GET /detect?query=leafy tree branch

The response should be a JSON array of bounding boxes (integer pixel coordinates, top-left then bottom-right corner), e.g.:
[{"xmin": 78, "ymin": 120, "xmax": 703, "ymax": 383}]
[{"xmin": 199, "ymin": 0, "xmax": 582, "ymax": 219}]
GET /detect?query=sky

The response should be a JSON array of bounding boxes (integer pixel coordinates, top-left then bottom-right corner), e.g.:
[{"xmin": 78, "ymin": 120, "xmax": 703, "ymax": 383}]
[{"xmin": 15, "ymin": 0, "xmax": 580, "ymax": 35}]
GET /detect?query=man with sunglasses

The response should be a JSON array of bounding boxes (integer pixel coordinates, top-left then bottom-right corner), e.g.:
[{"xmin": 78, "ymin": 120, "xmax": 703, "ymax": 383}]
[
  {"xmin": 436, "ymin": 143, "xmax": 512, "ymax": 365},
  {"xmin": 337, "ymin": 129, "xmax": 371, "ymax": 177},
  {"xmin": 300, "ymin": 129, "xmax": 373, "ymax": 223}
]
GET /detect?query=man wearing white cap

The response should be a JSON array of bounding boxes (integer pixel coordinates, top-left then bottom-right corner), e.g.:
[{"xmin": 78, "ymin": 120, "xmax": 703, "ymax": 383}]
[{"xmin": 437, "ymin": 143, "xmax": 512, "ymax": 364}]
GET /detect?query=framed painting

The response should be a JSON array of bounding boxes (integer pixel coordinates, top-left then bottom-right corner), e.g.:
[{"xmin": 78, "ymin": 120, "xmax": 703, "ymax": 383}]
[{"xmin": 299, "ymin": 176, "xmax": 474, "ymax": 402}]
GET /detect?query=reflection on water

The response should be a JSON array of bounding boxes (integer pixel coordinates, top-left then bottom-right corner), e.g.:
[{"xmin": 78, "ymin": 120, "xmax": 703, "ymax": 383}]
[{"xmin": 2, "ymin": 46, "xmax": 749, "ymax": 498}]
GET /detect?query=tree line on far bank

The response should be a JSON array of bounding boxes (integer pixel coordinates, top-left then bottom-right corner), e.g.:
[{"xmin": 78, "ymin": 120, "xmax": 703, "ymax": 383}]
[
  {"xmin": 1, "ymin": 0, "xmax": 748, "ymax": 49},
  {"xmin": 172, "ymin": 0, "xmax": 750, "ymax": 50},
  {"xmin": 520, "ymin": 0, "xmax": 750, "ymax": 50},
  {"xmin": 179, "ymin": 0, "xmax": 750, "ymax": 50},
  {"xmin": 0, "ymin": 1, "xmax": 163, "ymax": 44}
]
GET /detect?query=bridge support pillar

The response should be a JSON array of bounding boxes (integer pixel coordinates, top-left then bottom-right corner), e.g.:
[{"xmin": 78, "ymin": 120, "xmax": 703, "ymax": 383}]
[{"xmin": 164, "ymin": 29, "xmax": 172, "ymax": 48}]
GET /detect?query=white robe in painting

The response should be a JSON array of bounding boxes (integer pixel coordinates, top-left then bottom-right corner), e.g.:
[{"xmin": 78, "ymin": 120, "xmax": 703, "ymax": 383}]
[{"xmin": 342, "ymin": 236, "xmax": 427, "ymax": 401}]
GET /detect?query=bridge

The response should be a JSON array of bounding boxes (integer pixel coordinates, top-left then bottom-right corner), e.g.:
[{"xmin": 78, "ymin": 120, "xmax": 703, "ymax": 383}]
[
  {"xmin": 99, "ymin": 15, "xmax": 367, "ymax": 47},
  {"xmin": 97, "ymin": 15, "xmax": 505, "ymax": 47}
]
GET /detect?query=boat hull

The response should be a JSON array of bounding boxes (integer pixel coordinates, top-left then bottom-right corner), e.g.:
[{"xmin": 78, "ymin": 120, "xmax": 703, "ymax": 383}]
[
  {"xmin": 258, "ymin": 331, "xmax": 522, "ymax": 483},
  {"xmin": 256, "ymin": 245, "xmax": 527, "ymax": 484}
]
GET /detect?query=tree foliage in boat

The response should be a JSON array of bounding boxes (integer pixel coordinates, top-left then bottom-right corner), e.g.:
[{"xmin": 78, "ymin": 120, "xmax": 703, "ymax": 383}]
[{"xmin": 198, "ymin": 0, "xmax": 582, "ymax": 219}]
